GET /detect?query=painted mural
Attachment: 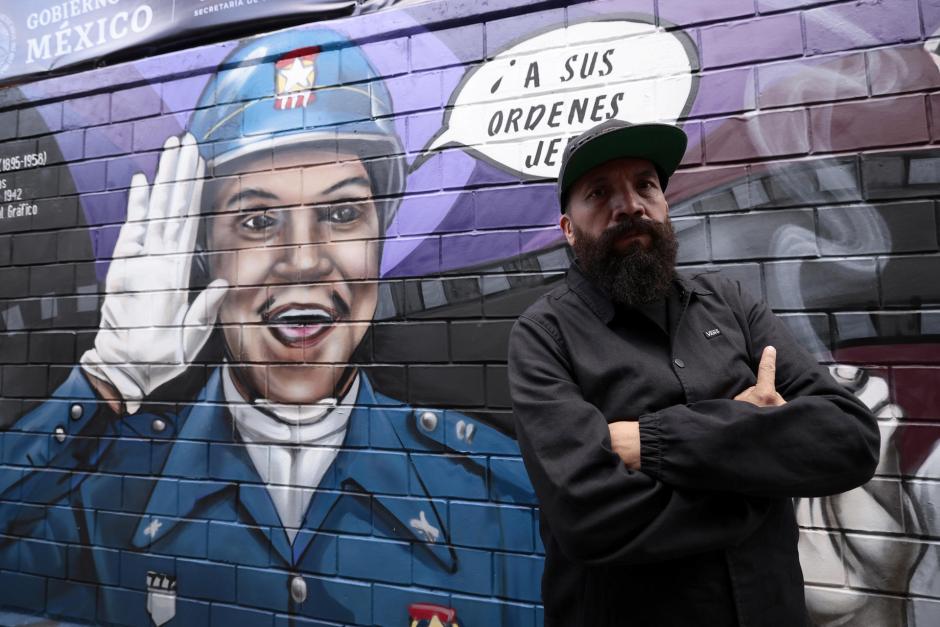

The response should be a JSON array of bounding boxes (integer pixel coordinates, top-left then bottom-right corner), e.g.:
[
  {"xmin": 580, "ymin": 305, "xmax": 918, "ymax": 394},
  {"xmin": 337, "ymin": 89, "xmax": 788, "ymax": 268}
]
[{"xmin": 0, "ymin": 0, "xmax": 937, "ymax": 625}]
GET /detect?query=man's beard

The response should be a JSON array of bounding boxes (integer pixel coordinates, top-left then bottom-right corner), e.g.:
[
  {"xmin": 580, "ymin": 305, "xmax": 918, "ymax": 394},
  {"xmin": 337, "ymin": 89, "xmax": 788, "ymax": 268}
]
[{"xmin": 572, "ymin": 217, "xmax": 679, "ymax": 306}]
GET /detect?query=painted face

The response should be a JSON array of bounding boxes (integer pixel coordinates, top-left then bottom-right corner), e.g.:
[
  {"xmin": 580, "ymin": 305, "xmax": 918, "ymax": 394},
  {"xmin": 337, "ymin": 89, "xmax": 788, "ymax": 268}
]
[
  {"xmin": 561, "ymin": 157, "xmax": 670, "ymax": 251},
  {"xmin": 206, "ymin": 149, "xmax": 379, "ymax": 404}
]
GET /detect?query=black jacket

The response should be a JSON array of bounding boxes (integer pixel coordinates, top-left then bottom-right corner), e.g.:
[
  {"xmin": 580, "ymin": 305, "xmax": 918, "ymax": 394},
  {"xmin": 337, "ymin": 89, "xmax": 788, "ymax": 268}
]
[{"xmin": 507, "ymin": 265, "xmax": 879, "ymax": 627}]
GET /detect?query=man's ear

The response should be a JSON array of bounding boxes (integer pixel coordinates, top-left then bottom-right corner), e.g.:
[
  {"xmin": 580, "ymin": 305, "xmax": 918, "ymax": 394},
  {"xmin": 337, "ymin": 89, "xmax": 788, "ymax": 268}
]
[{"xmin": 560, "ymin": 213, "xmax": 576, "ymax": 247}]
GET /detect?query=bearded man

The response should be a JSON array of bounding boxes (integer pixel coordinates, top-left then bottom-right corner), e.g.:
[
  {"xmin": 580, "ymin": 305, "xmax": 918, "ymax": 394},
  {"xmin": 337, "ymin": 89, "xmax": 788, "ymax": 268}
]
[{"xmin": 507, "ymin": 119, "xmax": 880, "ymax": 627}]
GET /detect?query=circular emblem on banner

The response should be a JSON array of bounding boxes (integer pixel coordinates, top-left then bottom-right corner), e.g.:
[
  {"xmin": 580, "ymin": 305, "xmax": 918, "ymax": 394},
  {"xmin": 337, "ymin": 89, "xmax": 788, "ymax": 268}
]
[{"xmin": 0, "ymin": 13, "xmax": 15, "ymax": 75}]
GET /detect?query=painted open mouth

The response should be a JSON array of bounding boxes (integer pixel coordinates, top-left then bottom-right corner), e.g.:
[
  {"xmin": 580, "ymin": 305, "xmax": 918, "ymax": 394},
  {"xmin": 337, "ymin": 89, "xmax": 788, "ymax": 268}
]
[{"xmin": 263, "ymin": 304, "xmax": 337, "ymax": 348}]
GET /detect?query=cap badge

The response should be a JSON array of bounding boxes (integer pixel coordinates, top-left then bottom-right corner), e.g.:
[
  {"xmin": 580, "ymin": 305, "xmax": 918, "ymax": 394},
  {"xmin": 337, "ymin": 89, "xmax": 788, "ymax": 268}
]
[{"xmin": 275, "ymin": 46, "xmax": 319, "ymax": 110}]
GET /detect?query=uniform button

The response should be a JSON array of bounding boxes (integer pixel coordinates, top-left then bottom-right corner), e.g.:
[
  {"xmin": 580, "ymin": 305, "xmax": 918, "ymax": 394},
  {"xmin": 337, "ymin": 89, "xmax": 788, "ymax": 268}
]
[
  {"xmin": 69, "ymin": 404, "xmax": 83, "ymax": 420},
  {"xmin": 290, "ymin": 575, "xmax": 307, "ymax": 603},
  {"xmin": 54, "ymin": 426, "xmax": 66, "ymax": 443},
  {"xmin": 418, "ymin": 411, "xmax": 438, "ymax": 432},
  {"xmin": 152, "ymin": 419, "xmax": 166, "ymax": 433},
  {"xmin": 673, "ymin": 358, "xmax": 685, "ymax": 368},
  {"xmin": 456, "ymin": 419, "xmax": 476, "ymax": 444}
]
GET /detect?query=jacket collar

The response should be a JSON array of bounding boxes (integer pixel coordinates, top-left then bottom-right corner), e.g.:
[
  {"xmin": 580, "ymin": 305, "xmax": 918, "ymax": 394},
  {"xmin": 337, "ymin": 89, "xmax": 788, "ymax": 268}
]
[
  {"xmin": 566, "ymin": 261, "xmax": 712, "ymax": 325},
  {"xmin": 129, "ymin": 368, "xmax": 455, "ymax": 571}
]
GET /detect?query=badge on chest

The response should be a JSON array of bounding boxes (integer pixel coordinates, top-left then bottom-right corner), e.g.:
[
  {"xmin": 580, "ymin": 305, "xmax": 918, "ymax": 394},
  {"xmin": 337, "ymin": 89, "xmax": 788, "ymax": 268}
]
[
  {"xmin": 146, "ymin": 571, "xmax": 177, "ymax": 626},
  {"xmin": 409, "ymin": 602, "xmax": 460, "ymax": 627}
]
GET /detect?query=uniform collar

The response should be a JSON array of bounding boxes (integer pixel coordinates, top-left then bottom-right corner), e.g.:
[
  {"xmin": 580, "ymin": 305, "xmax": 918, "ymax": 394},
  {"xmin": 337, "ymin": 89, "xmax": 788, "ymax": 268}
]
[
  {"xmin": 566, "ymin": 261, "xmax": 712, "ymax": 325},
  {"xmin": 128, "ymin": 369, "xmax": 456, "ymax": 571}
]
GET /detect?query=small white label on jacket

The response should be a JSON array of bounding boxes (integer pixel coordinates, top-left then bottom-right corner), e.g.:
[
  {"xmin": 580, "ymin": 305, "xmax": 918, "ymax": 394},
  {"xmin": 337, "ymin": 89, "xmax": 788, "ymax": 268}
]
[{"xmin": 704, "ymin": 328, "xmax": 721, "ymax": 338}]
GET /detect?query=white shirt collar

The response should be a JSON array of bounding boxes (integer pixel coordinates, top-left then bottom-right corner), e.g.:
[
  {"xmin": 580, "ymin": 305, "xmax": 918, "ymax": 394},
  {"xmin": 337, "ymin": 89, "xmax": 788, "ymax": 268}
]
[
  {"xmin": 221, "ymin": 362, "xmax": 359, "ymax": 444},
  {"xmin": 220, "ymin": 363, "xmax": 361, "ymax": 543}
]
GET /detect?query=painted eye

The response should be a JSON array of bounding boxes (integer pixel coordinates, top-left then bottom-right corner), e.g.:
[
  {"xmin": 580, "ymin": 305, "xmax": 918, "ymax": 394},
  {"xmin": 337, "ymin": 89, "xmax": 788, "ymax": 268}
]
[
  {"xmin": 241, "ymin": 213, "xmax": 277, "ymax": 231},
  {"xmin": 327, "ymin": 203, "xmax": 363, "ymax": 224}
]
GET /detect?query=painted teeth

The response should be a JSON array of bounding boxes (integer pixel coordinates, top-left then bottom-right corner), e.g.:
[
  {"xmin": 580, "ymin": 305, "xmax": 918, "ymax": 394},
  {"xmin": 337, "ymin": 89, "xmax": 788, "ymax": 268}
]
[{"xmin": 271, "ymin": 308, "xmax": 333, "ymax": 324}]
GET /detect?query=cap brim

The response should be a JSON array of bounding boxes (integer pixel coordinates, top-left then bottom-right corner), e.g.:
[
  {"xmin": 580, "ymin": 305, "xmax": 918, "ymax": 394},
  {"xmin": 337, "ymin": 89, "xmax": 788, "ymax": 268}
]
[{"xmin": 559, "ymin": 123, "xmax": 688, "ymax": 205}]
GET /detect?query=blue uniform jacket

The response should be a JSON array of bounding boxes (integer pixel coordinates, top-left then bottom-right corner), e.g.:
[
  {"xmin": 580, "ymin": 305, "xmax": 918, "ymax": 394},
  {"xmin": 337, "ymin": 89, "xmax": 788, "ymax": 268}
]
[{"xmin": 0, "ymin": 368, "xmax": 541, "ymax": 627}]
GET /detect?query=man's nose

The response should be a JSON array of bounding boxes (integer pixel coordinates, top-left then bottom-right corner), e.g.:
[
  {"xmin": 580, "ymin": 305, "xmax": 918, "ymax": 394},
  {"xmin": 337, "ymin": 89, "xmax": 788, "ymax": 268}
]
[
  {"xmin": 283, "ymin": 244, "xmax": 332, "ymax": 275},
  {"xmin": 611, "ymin": 186, "xmax": 646, "ymax": 222},
  {"xmin": 275, "ymin": 221, "xmax": 332, "ymax": 280}
]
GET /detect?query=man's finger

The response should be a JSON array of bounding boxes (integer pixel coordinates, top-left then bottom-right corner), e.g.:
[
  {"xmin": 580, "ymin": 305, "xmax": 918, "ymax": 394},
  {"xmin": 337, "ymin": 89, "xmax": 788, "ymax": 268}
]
[
  {"xmin": 145, "ymin": 136, "xmax": 182, "ymax": 251},
  {"xmin": 755, "ymin": 345, "xmax": 777, "ymax": 392},
  {"xmin": 167, "ymin": 134, "xmax": 200, "ymax": 225},
  {"xmin": 113, "ymin": 173, "xmax": 151, "ymax": 258},
  {"xmin": 177, "ymin": 155, "xmax": 206, "ymax": 254}
]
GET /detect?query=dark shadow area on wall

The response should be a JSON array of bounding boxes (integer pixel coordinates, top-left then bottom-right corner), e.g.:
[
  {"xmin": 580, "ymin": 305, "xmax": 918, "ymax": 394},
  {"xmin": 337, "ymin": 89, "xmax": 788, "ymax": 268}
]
[
  {"xmin": 368, "ymin": 246, "xmax": 571, "ymax": 436},
  {"xmin": 0, "ymin": 88, "xmax": 98, "ymax": 427}
]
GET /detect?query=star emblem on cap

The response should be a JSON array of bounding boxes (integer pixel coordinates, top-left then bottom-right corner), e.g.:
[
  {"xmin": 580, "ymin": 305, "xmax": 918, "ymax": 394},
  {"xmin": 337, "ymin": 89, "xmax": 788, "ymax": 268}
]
[
  {"xmin": 280, "ymin": 57, "xmax": 314, "ymax": 93},
  {"xmin": 275, "ymin": 46, "xmax": 320, "ymax": 110}
]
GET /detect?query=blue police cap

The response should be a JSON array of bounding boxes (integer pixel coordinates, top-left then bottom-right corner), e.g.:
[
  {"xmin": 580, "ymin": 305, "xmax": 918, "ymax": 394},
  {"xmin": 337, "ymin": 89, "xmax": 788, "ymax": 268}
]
[{"xmin": 188, "ymin": 28, "xmax": 405, "ymax": 225}]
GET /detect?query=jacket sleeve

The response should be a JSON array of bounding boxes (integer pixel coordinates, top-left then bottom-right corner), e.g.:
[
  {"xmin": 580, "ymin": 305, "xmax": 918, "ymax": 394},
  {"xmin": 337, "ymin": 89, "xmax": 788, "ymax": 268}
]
[
  {"xmin": 508, "ymin": 315, "xmax": 772, "ymax": 566},
  {"xmin": 2, "ymin": 367, "xmax": 110, "ymax": 471},
  {"xmin": 638, "ymin": 279, "xmax": 880, "ymax": 499},
  {"xmin": 0, "ymin": 367, "xmax": 110, "ymax": 577}
]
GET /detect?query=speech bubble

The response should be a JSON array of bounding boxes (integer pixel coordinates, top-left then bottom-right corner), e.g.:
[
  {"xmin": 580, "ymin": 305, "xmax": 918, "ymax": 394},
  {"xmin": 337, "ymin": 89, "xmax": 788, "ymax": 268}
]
[{"xmin": 413, "ymin": 19, "xmax": 699, "ymax": 179}]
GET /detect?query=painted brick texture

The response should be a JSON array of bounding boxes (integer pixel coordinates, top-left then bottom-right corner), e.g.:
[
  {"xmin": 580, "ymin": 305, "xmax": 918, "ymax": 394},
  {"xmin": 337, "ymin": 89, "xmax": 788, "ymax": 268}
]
[{"xmin": 0, "ymin": 0, "xmax": 937, "ymax": 626}]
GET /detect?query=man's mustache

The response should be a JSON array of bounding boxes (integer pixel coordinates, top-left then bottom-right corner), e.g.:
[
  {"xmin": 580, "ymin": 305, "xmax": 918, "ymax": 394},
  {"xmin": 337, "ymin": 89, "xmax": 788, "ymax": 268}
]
[{"xmin": 597, "ymin": 218, "xmax": 666, "ymax": 249}]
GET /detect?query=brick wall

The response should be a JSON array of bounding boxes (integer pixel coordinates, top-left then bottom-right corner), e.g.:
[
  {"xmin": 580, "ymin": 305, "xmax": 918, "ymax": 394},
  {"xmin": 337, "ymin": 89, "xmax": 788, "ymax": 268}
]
[{"xmin": 0, "ymin": 0, "xmax": 937, "ymax": 625}]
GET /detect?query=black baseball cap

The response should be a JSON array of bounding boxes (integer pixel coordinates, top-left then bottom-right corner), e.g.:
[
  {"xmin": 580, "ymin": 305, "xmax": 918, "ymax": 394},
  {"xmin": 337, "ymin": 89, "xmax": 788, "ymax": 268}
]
[{"xmin": 557, "ymin": 119, "xmax": 688, "ymax": 212}]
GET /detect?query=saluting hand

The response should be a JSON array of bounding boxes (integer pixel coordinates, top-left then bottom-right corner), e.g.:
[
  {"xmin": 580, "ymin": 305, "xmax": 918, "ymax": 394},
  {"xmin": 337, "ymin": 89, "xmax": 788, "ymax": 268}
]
[
  {"xmin": 80, "ymin": 134, "xmax": 228, "ymax": 415},
  {"xmin": 734, "ymin": 346, "xmax": 787, "ymax": 407}
]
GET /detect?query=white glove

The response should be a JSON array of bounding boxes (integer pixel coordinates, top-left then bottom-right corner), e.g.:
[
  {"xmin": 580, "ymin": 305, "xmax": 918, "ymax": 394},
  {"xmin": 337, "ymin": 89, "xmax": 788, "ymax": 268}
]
[{"xmin": 81, "ymin": 134, "xmax": 227, "ymax": 414}]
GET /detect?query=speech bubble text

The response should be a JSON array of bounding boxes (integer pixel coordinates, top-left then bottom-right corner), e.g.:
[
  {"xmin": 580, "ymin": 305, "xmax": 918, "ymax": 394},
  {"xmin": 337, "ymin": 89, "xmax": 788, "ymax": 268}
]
[{"xmin": 415, "ymin": 19, "xmax": 699, "ymax": 179}]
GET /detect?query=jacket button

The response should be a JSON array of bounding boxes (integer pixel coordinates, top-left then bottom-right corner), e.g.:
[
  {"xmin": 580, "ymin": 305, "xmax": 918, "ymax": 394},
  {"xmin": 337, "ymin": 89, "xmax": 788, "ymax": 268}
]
[
  {"xmin": 54, "ymin": 426, "xmax": 66, "ymax": 443},
  {"xmin": 456, "ymin": 419, "xmax": 476, "ymax": 444},
  {"xmin": 152, "ymin": 419, "xmax": 166, "ymax": 433},
  {"xmin": 673, "ymin": 358, "xmax": 685, "ymax": 368},
  {"xmin": 69, "ymin": 404, "xmax": 83, "ymax": 420},
  {"xmin": 290, "ymin": 575, "xmax": 307, "ymax": 604},
  {"xmin": 418, "ymin": 411, "xmax": 438, "ymax": 432}
]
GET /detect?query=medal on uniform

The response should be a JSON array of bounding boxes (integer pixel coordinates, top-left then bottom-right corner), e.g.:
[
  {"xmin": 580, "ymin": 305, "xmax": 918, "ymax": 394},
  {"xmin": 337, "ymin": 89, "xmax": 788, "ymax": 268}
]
[
  {"xmin": 146, "ymin": 571, "xmax": 177, "ymax": 626},
  {"xmin": 409, "ymin": 602, "xmax": 459, "ymax": 627}
]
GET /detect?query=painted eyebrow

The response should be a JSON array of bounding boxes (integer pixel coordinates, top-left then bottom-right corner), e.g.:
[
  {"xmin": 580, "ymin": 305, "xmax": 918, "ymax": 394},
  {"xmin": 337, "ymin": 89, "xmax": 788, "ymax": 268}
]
[
  {"xmin": 321, "ymin": 175, "xmax": 372, "ymax": 197},
  {"xmin": 223, "ymin": 175, "xmax": 371, "ymax": 211},
  {"xmin": 225, "ymin": 188, "xmax": 280, "ymax": 210}
]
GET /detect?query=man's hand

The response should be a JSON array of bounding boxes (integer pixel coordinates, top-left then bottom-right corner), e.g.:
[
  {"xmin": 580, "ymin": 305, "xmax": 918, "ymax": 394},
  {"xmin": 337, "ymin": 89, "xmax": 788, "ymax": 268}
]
[
  {"xmin": 609, "ymin": 421, "xmax": 641, "ymax": 470},
  {"xmin": 734, "ymin": 346, "xmax": 786, "ymax": 407},
  {"xmin": 80, "ymin": 134, "xmax": 228, "ymax": 414}
]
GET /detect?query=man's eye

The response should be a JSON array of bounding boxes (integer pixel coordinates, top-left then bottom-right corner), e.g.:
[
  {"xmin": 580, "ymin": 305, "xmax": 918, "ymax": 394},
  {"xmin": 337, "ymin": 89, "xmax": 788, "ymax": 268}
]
[
  {"xmin": 327, "ymin": 204, "xmax": 363, "ymax": 224},
  {"xmin": 586, "ymin": 187, "xmax": 607, "ymax": 200},
  {"xmin": 241, "ymin": 213, "xmax": 277, "ymax": 231}
]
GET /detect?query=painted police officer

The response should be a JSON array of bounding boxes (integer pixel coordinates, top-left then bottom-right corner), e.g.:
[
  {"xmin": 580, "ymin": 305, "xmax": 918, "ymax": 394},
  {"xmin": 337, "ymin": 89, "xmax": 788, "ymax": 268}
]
[{"xmin": 0, "ymin": 28, "xmax": 534, "ymax": 627}]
